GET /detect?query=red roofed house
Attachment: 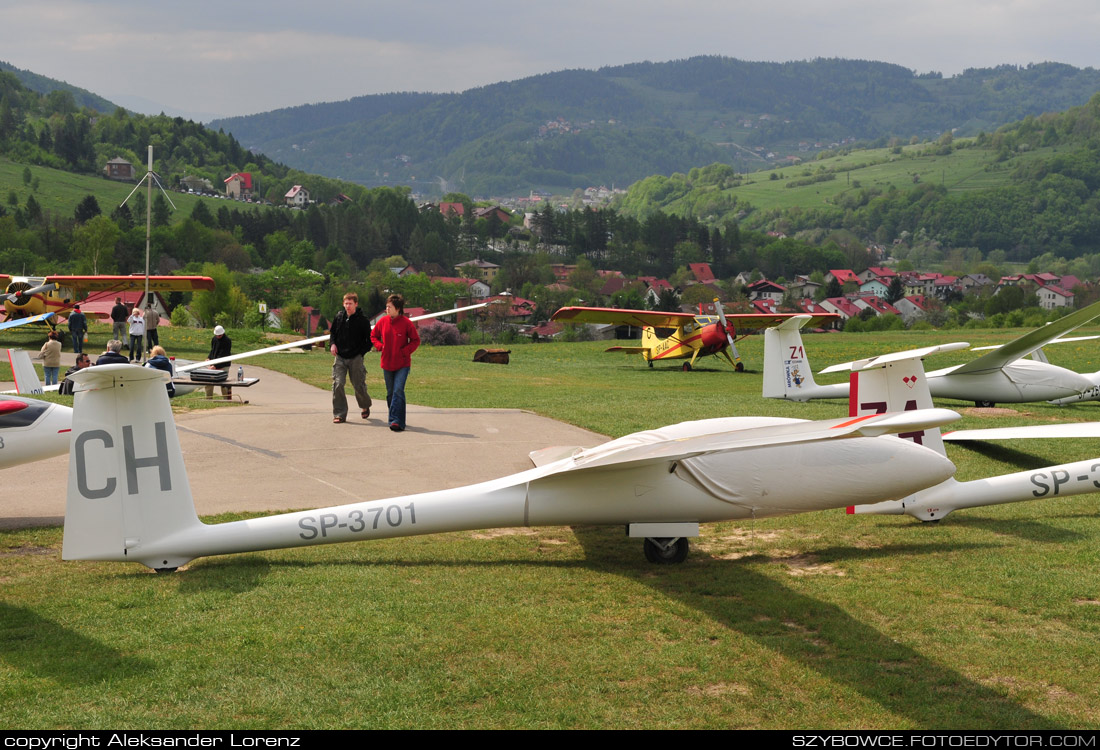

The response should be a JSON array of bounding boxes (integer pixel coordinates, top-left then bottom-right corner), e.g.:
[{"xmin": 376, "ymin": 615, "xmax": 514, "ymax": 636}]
[
  {"xmin": 821, "ymin": 297, "xmax": 861, "ymax": 321},
  {"xmin": 439, "ymin": 202, "xmax": 466, "ymax": 218},
  {"xmin": 225, "ymin": 172, "xmax": 252, "ymax": 200},
  {"xmin": 747, "ymin": 279, "xmax": 786, "ymax": 302},
  {"xmin": 285, "ymin": 185, "xmax": 309, "ymax": 207},
  {"xmin": 826, "ymin": 269, "xmax": 859, "ymax": 287},
  {"xmin": 688, "ymin": 263, "xmax": 716, "ymax": 284},
  {"xmin": 852, "ymin": 296, "xmax": 900, "ymax": 317},
  {"xmin": 894, "ymin": 295, "xmax": 931, "ymax": 324},
  {"xmin": 1038, "ymin": 285, "xmax": 1074, "ymax": 310}
]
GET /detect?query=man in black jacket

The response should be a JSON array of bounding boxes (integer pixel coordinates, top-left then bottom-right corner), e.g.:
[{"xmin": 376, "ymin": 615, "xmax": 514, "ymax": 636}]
[
  {"xmin": 204, "ymin": 325, "xmax": 232, "ymax": 399},
  {"xmin": 329, "ymin": 292, "xmax": 373, "ymax": 423}
]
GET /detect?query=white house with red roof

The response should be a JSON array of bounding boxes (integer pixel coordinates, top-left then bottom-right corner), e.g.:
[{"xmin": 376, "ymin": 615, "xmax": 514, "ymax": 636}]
[
  {"xmin": 894, "ymin": 295, "xmax": 932, "ymax": 324},
  {"xmin": 820, "ymin": 297, "xmax": 861, "ymax": 321},
  {"xmin": 284, "ymin": 185, "xmax": 309, "ymax": 207},
  {"xmin": 1037, "ymin": 285, "xmax": 1074, "ymax": 309},
  {"xmin": 859, "ymin": 266, "xmax": 898, "ymax": 284},
  {"xmin": 852, "ymin": 296, "xmax": 900, "ymax": 317},
  {"xmin": 433, "ymin": 276, "xmax": 491, "ymax": 298}
]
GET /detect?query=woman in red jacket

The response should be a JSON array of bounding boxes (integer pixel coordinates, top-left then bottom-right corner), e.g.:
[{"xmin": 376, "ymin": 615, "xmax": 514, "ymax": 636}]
[{"xmin": 370, "ymin": 293, "xmax": 420, "ymax": 432}]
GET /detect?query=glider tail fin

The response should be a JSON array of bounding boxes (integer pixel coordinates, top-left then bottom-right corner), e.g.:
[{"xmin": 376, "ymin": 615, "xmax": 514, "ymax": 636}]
[
  {"xmin": 62, "ymin": 364, "xmax": 203, "ymax": 571},
  {"xmin": 762, "ymin": 316, "xmax": 822, "ymax": 400},
  {"xmin": 848, "ymin": 350, "xmax": 946, "ymax": 457},
  {"xmin": 7, "ymin": 349, "xmax": 43, "ymax": 395}
]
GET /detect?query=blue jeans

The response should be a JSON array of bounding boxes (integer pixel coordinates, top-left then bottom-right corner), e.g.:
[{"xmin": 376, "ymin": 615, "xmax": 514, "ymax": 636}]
[
  {"xmin": 383, "ymin": 367, "xmax": 410, "ymax": 428},
  {"xmin": 44, "ymin": 366, "xmax": 59, "ymax": 386},
  {"xmin": 71, "ymin": 331, "xmax": 84, "ymax": 354}
]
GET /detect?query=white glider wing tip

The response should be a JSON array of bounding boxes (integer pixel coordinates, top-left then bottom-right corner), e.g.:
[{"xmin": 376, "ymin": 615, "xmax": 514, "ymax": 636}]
[
  {"xmin": 943, "ymin": 422, "xmax": 1100, "ymax": 441},
  {"xmin": 73, "ymin": 362, "xmax": 169, "ymax": 390},
  {"xmin": 850, "ymin": 408, "xmax": 961, "ymax": 437},
  {"xmin": 819, "ymin": 342, "xmax": 970, "ymax": 374},
  {"xmin": 774, "ymin": 315, "xmax": 813, "ymax": 331}
]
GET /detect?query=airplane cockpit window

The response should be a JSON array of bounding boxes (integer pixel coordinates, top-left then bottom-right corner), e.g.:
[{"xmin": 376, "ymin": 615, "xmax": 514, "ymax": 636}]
[{"xmin": 0, "ymin": 399, "xmax": 49, "ymax": 428}]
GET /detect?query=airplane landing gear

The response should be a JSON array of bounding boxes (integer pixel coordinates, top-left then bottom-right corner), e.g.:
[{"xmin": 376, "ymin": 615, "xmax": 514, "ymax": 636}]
[
  {"xmin": 735, "ymin": 362, "xmax": 744, "ymax": 372},
  {"xmin": 682, "ymin": 362, "xmax": 692, "ymax": 372},
  {"xmin": 644, "ymin": 537, "xmax": 689, "ymax": 564}
]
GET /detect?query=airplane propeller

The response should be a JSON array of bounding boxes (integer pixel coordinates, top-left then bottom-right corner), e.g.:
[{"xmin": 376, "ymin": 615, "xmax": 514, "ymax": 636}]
[
  {"xmin": 712, "ymin": 298, "xmax": 743, "ymax": 370},
  {"xmin": 0, "ymin": 282, "xmax": 59, "ymax": 306}
]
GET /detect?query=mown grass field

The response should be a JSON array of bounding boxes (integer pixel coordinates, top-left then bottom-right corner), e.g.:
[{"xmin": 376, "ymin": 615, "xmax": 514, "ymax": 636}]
[{"xmin": 2, "ymin": 325, "xmax": 1100, "ymax": 729}]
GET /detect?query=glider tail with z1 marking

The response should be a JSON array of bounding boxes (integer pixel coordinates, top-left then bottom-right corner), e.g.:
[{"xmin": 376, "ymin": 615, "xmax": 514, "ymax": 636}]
[
  {"xmin": 845, "ymin": 346, "xmax": 1100, "ymax": 521},
  {"xmin": 762, "ymin": 316, "xmax": 848, "ymax": 401}
]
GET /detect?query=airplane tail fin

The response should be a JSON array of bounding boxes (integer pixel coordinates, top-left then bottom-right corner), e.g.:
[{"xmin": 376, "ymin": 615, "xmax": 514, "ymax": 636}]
[
  {"xmin": 846, "ymin": 347, "xmax": 947, "ymax": 457},
  {"xmin": 62, "ymin": 364, "xmax": 203, "ymax": 570},
  {"xmin": 762, "ymin": 316, "xmax": 821, "ymax": 400},
  {"xmin": 7, "ymin": 349, "xmax": 43, "ymax": 395}
]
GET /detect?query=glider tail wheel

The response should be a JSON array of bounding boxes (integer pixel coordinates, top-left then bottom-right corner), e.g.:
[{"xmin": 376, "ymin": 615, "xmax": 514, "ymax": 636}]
[{"xmin": 643, "ymin": 537, "xmax": 689, "ymax": 564}]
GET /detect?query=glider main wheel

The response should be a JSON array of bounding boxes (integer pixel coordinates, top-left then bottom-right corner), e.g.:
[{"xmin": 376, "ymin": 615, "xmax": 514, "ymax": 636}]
[
  {"xmin": 643, "ymin": 537, "xmax": 689, "ymax": 564},
  {"xmin": 974, "ymin": 400, "xmax": 996, "ymax": 408},
  {"xmin": 154, "ymin": 567, "xmax": 178, "ymax": 574},
  {"xmin": 682, "ymin": 362, "xmax": 692, "ymax": 372}
]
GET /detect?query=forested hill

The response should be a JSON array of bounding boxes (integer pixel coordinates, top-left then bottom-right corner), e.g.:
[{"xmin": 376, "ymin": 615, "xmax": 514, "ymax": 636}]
[
  {"xmin": 0, "ymin": 60, "xmax": 119, "ymax": 114},
  {"xmin": 208, "ymin": 57, "xmax": 1100, "ymax": 196}
]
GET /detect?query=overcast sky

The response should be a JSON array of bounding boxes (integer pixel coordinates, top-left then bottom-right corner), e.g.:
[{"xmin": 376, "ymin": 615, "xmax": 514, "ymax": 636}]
[{"xmin": 3, "ymin": 0, "xmax": 1099, "ymax": 122}]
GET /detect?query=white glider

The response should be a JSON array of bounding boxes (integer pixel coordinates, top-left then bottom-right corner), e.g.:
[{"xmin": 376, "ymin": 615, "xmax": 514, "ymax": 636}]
[
  {"xmin": 763, "ymin": 299, "xmax": 1100, "ymax": 407},
  {"xmin": 61, "ymin": 363, "xmax": 959, "ymax": 570},
  {"xmin": 840, "ymin": 342, "xmax": 1100, "ymax": 521}
]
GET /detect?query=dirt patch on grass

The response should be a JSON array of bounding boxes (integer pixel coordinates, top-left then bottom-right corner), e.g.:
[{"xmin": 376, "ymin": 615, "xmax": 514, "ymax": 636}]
[
  {"xmin": 1073, "ymin": 598, "xmax": 1100, "ymax": 605},
  {"xmin": 0, "ymin": 545, "xmax": 54, "ymax": 558},
  {"xmin": 773, "ymin": 552, "xmax": 846, "ymax": 577},
  {"xmin": 686, "ymin": 682, "xmax": 750, "ymax": 697},
  {"xmin": 469, "ymin": 528, "xmax": 539, "ymax": 539}
]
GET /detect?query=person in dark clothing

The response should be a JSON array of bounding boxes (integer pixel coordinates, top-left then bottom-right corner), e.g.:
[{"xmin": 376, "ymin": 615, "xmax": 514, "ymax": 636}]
[
  {"xmin": 95, "ymin": 340, "xmax": 129, "ymax": 365},
  {"xmin": 59, "ymin": 353, "xmax": 91, "ymax": 395},
  {"xmin": 67, "ymin": 305, "xmax": 87, "ymax": 354},
  {"xmin": 110, "ymin": 298, "xmax": 128, "ymax": 348},
  {"xmin": 204, "ymin": 325, "xmax": 232, "ymax": 399},
  {"xmin": 328, "ymin": 292, "xmax": 373, "ymax": 423},
  {"xmin": 144, "ymin": 345, "xmax": 176, "ymax": 398}
]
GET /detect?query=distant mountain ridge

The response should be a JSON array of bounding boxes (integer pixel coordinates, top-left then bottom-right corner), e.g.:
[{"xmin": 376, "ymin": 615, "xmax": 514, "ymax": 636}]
[
  {"xmin": 0, "ymin": 59, "xmax": 120, "ymax": 114},
  {"xmin": 208, "ymin": 57, "xmax": 1100, "ymax": 197}
]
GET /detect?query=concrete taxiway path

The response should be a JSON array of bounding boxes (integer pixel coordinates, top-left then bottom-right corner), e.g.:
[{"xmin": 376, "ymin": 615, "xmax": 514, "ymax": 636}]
[{"xmin": 0, "ymin": 361, "xmax": 607, "ymax": 529}]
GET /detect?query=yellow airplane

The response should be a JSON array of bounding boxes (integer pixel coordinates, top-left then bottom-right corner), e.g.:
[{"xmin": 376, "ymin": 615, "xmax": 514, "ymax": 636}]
[
  {"xmin": 551, "ymin": 301, "xmax": 837, "ymax": 371},
  {"xmin": 0, "ymin": 274, "xmax": 215, "ymax": 332}
]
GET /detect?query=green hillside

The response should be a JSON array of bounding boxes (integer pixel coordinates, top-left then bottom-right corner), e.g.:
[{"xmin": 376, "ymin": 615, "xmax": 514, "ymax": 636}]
[
  {"xmin": 0, "ymin": 59, "xmax": 119, "ymax": 114},
  {"xmin": 208, "ymin": 57, "xmax": 1100, "ymax": 196}
]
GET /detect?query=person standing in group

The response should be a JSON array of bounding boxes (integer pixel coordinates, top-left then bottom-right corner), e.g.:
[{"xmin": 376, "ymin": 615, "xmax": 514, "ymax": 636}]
[
  {"xmin": 370, "ymin": 293, "xmax": 420, "ymax": 432},
  {"xmin": 204, "ymin": 325, "xmax": 232, "ymax": 399},
  {"xmin": 110, "ymin": 297, "xmax": 128, "ymax": 348},
  {"xmin": 67, "ymin": 305, "xmax": 87, "ymax": 354},
  {"xmin": 127, "ymin": 307, "xmax": 145, "ymax": 362},
  {"xmin": 144, "ymin": 301, "xmax": 160, "ymax": 353},
  {"xmin": 329, "ymin": 292, "xmax": 373, "ymax": 424},
  {"xmin": 36, "ymin": 331, "xmax": 62, "ymax": 386}
]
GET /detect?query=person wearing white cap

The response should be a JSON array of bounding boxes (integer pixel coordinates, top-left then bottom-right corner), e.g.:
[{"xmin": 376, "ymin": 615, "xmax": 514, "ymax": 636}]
[{"xmin": 204, "ymin": 325, "xmax": 232, "ymax": 399}]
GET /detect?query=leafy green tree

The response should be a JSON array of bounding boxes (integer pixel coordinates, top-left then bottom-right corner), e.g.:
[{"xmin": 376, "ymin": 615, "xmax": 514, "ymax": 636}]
[
  {"xmin": 192, "ymin": 262, "xmax": 245, "ymax": 327},
  {"xmin": 71, "ymin": 215, "xmax": 121, "ymax": 274}
]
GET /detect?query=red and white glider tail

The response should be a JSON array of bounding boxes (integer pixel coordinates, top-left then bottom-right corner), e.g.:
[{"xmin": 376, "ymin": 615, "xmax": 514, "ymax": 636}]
[
  {"xmin": 7, "ymin": 349, "xmax": 43, "ymax": 395},
  {"xmin": 845, "ymin": 345, "xmax": 1100, "ymax": 522}
]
